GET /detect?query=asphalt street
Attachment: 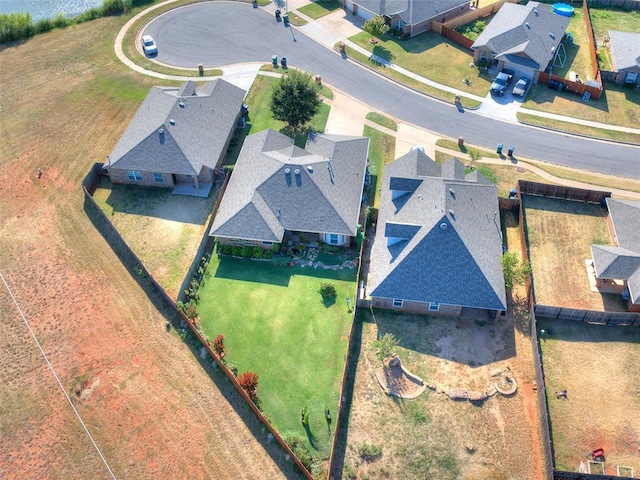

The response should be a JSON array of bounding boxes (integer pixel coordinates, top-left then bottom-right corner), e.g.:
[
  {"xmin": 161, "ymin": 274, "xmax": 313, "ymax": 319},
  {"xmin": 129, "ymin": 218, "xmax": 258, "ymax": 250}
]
[{"xmin": 146, "ymin": 2, "xmax": 640, "ymax": 178}]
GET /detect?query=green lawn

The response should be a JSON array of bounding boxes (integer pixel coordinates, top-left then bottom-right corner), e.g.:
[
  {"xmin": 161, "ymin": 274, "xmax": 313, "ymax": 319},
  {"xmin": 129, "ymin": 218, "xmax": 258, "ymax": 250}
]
[
  {"xmin": 363, "ymin": 125, "xmax": 395, "ymax": 208},
  {"xmin": 297, "ymin": 0, "xmax": 342, "ymax": 19},
  {"xmin": 348, "ymin": 31, "xmax": 492, "ymax": 96},
  {"xmin": 198, "ymin": 253, "xmax": 356, "ymax": 458},
  {"xmin": 365, "ymin": 112, "xmax": 397, "ymax": 131},
  {"xmin": 224, "ymin": 74, "xmax": 331, "ymax": 165}
]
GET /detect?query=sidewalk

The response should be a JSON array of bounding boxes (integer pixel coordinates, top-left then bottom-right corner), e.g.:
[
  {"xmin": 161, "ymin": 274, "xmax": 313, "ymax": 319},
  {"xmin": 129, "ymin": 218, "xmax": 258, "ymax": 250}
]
[{"xmin": 286, "ymin": 1, "xmax": 640, "ymax": 136}]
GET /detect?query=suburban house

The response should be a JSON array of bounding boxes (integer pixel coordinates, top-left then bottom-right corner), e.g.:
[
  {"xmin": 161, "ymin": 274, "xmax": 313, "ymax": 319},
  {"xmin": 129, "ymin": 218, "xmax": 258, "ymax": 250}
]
[
  {"xmin": 344, "ymin": 0, "xmax": 471, "ymax": 37},
  {"xmin": 607, "ymin": 31, "xmax": 640, "ymax": 86},
  {"xmin": 367, "ymin": 149, "xmax": 507, "ymax": 319},
  {"xmin": 471, "ymin": 1, "xmax": 570, "ymax": 81},
  {"xmin": 210, "ymin": 129, "xmax": 369, "ymax": 249},
  {"xmin": 104, "ymin": 79, "xmax": 246, "ymax": 196},
  {"xmin": 590, "ymin": 198, "xmax": 640, "ymax": 312}
]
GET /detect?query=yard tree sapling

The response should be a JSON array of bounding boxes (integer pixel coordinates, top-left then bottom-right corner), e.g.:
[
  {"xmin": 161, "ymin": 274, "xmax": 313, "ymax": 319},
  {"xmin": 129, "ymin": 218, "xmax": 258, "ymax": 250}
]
[
  {"xmin": 502, "ymin": 251, "xmax": 532, "ymax": 288},
  {"xmin": 372, "ymin": 332, "xmax": 400, "ymax": 361},
  {"xmin": 319, "ymin": 282, "xmax": 337, "ymax": 299},
  {"xmin": 363, "ymin": 16, "xmax": 390, "ymax": 40},
  {"xmin": 270, "ymin": 70, "xmax": 321, "ymax": 134}
]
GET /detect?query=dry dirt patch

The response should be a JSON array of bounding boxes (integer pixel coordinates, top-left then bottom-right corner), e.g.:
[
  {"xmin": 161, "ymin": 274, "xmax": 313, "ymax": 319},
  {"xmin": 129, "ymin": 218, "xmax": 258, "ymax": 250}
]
[
  {"xmin": 0, "ymin": 15, "xmax": 299, "ymax": 480},
  {"xmin": 342, "ymin": 310, "xmax": 540, "ymax": 480},
  {"xmin": 522, "ymin": 195, "xmax": 625, "ymax": 311},
  {"xmin": 537, "ymin": 319, "xmax": 640, "ymax": 474}
]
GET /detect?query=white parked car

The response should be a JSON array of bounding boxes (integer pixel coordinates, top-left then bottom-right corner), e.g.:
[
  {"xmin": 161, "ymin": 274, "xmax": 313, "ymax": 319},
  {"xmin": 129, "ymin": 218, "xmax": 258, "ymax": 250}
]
[
  {"xmin": 512, "ymin": 78, "xmax": 531, "ymax": 97},
  {"xmin": 141, "ymin": 35, "xmax": 158, "ymax": 56}
]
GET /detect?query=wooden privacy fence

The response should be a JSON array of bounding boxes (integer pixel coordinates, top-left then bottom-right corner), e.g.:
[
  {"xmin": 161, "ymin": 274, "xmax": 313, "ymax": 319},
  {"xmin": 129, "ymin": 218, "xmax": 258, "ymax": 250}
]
[
  {"xmin": 530, "ymin": 306, "xmax": 555, "ymax": 480},
  {"xmin": 81, "ymin": 167, "xmax": 313, "ymax": 480},
  {"xmin": 583, "ymin": 0, "xmax": 600, "ymax": 80},
  {"xmin": 498, "ymin": 196, "xmax": 520, "ymax": 210},
  {"xmin": 534, "ymin": 305, "xmax": 640, "ymax": 326},
  {"xmin": 554, "ymin": 471, "xmax": 624, "ymax": 479},
  {"xmin": 517, "ymin": 180, "xmax": 611, "ymax": 204},
  {"xmin": 440, "ymin": 25, "xmax": 474, "ymax": 49},
  {"xmin": 587, "ymin": 0, "xmax": 640, "ymax": 9},
  {"xmin": 433, "ymin": 0, "xmax": 515, "ymax": 32},
  {"xmin": 328, "ymin": 217, "xmax": 368, "ymax": 480},
  {"xmin": 537, "ymin": 71, "xmax": 603, "ymax": 100}
]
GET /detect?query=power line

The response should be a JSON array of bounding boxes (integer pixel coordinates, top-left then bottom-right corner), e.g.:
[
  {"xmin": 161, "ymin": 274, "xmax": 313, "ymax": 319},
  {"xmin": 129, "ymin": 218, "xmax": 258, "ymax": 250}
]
[{"xmin": 0, "ymin": 272, "xmax": 117, "ymax": 480}]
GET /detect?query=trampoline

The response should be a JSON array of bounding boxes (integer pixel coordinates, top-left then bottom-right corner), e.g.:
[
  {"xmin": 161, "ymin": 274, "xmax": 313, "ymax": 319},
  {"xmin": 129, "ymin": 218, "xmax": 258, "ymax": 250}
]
[{"xmin": 553, "ymin": 3, "xmax": 575, "ymax": 16}]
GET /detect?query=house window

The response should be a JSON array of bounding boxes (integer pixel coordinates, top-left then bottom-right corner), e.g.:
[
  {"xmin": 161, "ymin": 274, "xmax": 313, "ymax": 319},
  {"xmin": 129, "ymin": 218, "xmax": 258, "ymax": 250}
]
[
  {"xmin": 626, "ymin": 72, "xmax": 638, "ymax": 84},
  {"xmin": 185, "ymin": 174, "xmax": 194, "ymax": 178},
  {"xmin": 262, "ymin": 241, "xmax": 273, "ymax": 246},
  {"xmin": 393, "ymin": 299, "xmax": 404, "ymax": 308},
  {"xmin": 429, "ymin": 302, "xmax": 440, "ymax": 312},
  {"xmin": 153, "ymin": 172, "xmax": 164, "ymax": 183},
  {"xmin": 480, "ymin": 51, "xmax": 488, "ymax": 61},
  {"xmin": 330, "ymin": 234, "xmax": 339, "ymax": 245},
  {"xmin": 127, "ymin": 170, "xmax": 142, "ymax": 181}
]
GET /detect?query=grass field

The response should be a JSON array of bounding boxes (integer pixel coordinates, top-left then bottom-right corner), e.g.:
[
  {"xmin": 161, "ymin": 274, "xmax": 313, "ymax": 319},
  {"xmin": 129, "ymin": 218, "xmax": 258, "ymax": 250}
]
[
  {"xmin": 348, "ymin": 31, "xmax": 492, "ymax": 97},
  {"xmin": 536, "ymin": 318, "xmax": 640, "ymax": 474},
  {"xmin": 197, "ymin": 253, "xmax": 356, "ymax": 466},
  {"xmin": 92, "ymin": 177, "xmax": 218, "ymax": 299},
  {"xmin": 365, "ymin": 112, "xmax": 397, "ymax": 131},
  {"xmin": 522, "ymin": 195, "xmax": 626, "ymax": 311},
  {"xmin": 340, "ymin": 309, "xmax": 539, "ymax": 480},
  {"xmin": 297, "ymin": 0, "xmax": 342, "ymax": 19},
  {"xmin": 363, "ymin": 125, "xmax": 395, "ymax": 208},
  {"xmin": 0, "ymin": 11, "xmax": 299, "ymax": 479}
]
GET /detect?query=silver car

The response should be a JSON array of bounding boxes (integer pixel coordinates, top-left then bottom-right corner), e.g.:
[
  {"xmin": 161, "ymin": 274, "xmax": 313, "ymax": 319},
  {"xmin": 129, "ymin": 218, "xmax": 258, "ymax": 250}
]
[
  {"xmin": 142, "ymin": 35, "xmax": 158, "ymax": 56},
  {"xmin": 512, "ymin": 78, "xmax": 531, "ymax": 97}
]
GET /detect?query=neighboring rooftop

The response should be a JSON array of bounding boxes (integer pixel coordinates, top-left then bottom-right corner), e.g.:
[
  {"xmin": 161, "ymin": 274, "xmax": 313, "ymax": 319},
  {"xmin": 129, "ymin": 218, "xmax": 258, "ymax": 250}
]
[
  {"xmin": 608, "ymin": 30, "xmax": 640, "ymax": 71},
  {"xmin": 105, "ymin": 79, "xmax": 245, "ymax": 175},
  {"xmin": 354, "ymin": 0, "xmax": 469, "ymax": 25},
  {"xmin": 210, "ymin": 129, "xmax": 370, "ymax": 243},
  {"xmin": 368, "ymin": 149, "xmax": 506, "ymax": 311},
  {"xmin": 471, "ymin": 1, "xmax": 570, "ymax": 71},
  {"xmin": 591, "ymin": 198, "xmax": 640, "ymax": 305}
]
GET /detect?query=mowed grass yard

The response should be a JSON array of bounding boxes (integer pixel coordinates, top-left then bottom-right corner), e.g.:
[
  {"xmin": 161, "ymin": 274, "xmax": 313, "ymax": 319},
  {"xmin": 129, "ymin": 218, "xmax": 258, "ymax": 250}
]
[
  {"xmin": 340, "ymin": 309, "xmax": 538, "ymax": 480},
  {"xmin": 536, "ymin": 318, "xmax": 640, "ymax": 474},
  {"xmin": 522, "ymin": 195, "xmax": 627, "ymax": 311},
  {"xmin": 197, "ymin": 253, "xmax": 356, "ymax": 460},
  {"xmin": 92, "ymin": 177, "xmax": 218, "ymax": 299},
  {"xmin": 348, "ymin": 31, "xmax": 492, "ymax": 97}
]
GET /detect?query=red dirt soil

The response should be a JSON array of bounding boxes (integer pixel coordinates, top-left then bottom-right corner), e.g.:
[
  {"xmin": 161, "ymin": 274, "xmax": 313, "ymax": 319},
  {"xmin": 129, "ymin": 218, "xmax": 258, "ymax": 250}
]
[{"xmin": 0, "ymin": 154, "xmax": 299, "ymax": 478}]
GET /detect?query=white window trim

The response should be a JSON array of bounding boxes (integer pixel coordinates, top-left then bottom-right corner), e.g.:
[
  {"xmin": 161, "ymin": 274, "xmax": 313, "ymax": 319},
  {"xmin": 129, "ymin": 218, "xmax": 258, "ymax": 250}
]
[
  {"xmin": 393, "ymin": 299, "xmax": 404, "ymax": 308},
  {"xmin": 428, "ymin": 302, "xmax": 440, "ymax": 312},
  {"xmin": 127, "ymin": 170, "xmax": 142, "ymax": 181},
  {"xmin": 153, "ymin": 172, "xmax": 164, "ymax": 183}
]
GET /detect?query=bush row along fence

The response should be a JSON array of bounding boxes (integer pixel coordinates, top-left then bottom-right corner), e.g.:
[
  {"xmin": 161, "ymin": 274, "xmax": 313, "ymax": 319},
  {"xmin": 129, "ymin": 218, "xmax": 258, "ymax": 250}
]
[
  {"xmin": 177, "ymin": 169, "xmax": 230, "ymax": 304},
  {"xmin": 530, "ymin": 304, "xmax": 555, "ymax": 480},
  {"xmin": 328, "ymin": 215, "xmax": 369, "ymax": 480},
  {"xmin": 517, "ymin": 180, "xmax": 611, "ymax": 204},
  {"xmin": 534, "ymin": 305, "xmax": 640, "ymax": 325},
  {"xmin": 81, "ymin": 165, "xmax": 313, "ymax": 480}
]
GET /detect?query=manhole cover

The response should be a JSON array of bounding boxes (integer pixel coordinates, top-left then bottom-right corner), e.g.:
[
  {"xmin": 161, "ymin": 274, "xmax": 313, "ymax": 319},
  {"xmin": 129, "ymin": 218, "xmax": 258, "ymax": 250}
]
[{"xmin": 517, "ymin": 167, "xmax": 526, "ymax": 173}]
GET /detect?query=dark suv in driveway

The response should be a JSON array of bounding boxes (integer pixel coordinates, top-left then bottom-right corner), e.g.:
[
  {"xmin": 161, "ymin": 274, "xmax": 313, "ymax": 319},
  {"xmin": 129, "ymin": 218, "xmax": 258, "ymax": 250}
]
[{"xmin": 490, "ymin": 69, "xmax": 515, "ymax": 96}]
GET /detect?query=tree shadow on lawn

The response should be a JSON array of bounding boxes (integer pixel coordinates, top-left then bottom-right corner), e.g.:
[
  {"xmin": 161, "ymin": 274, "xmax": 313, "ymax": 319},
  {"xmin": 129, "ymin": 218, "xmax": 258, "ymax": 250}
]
[
  {"xmin": 99, "ymin": 177, "xmax": 216, "ymax": 224},
  {"xmin": 213, "ymin": 256, "xmax": 356, "ymax": 287},
  {"xmin": 372, "ymin": 309, "xmax": 516, "ymax": 366}
]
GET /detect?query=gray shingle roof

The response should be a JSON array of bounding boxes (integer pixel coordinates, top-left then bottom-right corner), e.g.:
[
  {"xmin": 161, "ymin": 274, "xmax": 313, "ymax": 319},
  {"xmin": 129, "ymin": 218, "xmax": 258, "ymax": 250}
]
[
  {"xmin": 210, "ymin": 129, "xmax": 369, "ymax": 242},
  {"xmin": 471, "ymin": 2, "xmax": 570, "ymax": 71},
  {"xmin": 106, "ymin": 79, "xmax": 246, "ymax": 175},
  {"xmin": 369, "ymin": 151, "xmax": 506, "ymax": 311},
  {"xmin": 355, "ymin": 0, "xmax": 469, "ymax": 26},
  {"xmin": 608, "ymin": 31, "xmax": 640, "ymax": 72},
  {"xmin": 591, "ymin": 198, "xmax": 640, "ymax": 304}
]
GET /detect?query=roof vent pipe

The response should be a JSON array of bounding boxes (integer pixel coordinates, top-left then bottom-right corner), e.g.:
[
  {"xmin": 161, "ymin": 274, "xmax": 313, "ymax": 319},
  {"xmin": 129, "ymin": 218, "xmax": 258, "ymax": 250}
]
[
  {"xmin": 294, "ymin": 169, "xmax": 301, "ymax": 175},
  {"xmin": 440, "ymin": 222, "xmax": 448, "ymax": 230},
  {"xmin": 284, "ymin": 168, "xmax": 291, "ymax": 174}
]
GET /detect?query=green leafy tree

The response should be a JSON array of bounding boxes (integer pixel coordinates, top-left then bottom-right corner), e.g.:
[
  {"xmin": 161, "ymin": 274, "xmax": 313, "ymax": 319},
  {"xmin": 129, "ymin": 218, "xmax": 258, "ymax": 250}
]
[
  {"xmin": 363, "ymin": 16, "xmax": 390, "ymax": 39},
  {"xmin": 319, "ymin": 282, "xmax": 337, "ymax": 298},
  {"xmin": 502, "ymin": 251, "xmax": 532, "ymax": 288},
  {"xmin": 372, "ymin": 332, "xmax": 400, "ymax": 361},
  {"xmin": 270, "ymin": 70, "xmax": 321, "ymax": 133}
]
